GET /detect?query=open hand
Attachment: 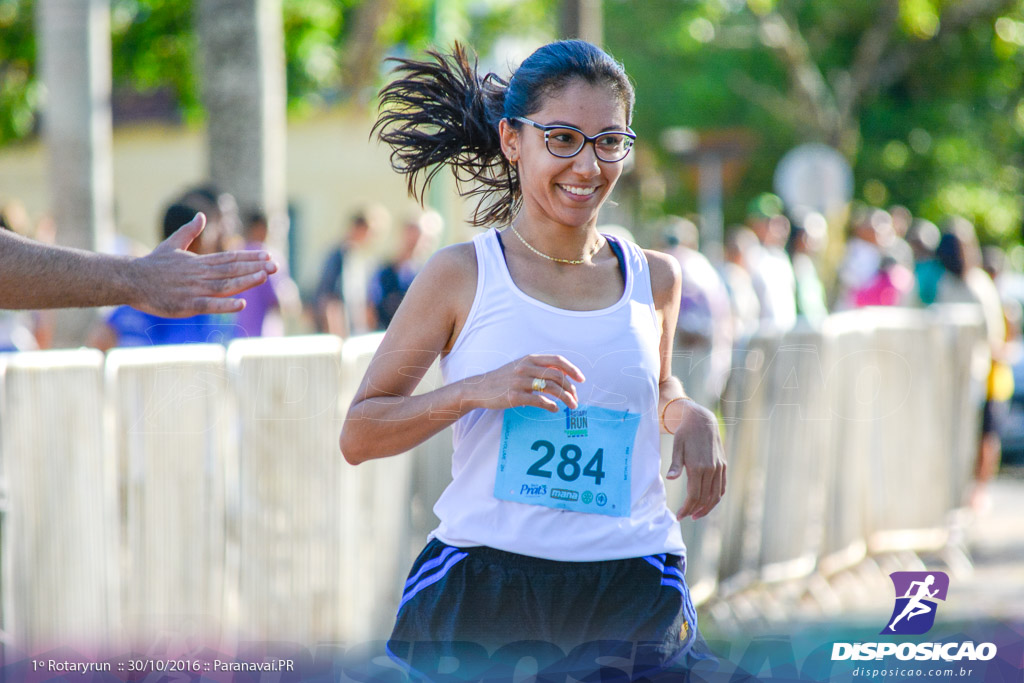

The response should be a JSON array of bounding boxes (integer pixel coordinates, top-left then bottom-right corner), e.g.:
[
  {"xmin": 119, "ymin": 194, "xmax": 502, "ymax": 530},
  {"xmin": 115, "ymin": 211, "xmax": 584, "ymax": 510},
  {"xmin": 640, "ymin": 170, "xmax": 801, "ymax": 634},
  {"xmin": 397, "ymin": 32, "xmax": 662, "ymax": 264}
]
[{"xmin": 131, "ymin": 213, "xmax": 278, "ymax": 317}]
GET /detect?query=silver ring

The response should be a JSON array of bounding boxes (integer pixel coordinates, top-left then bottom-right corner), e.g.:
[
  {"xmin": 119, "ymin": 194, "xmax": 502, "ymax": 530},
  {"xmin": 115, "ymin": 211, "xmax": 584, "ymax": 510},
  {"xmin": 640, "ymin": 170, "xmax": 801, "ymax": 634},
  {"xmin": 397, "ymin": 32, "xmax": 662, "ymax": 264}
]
[{"xmin": 531, "ymin": 378, "xmax": 547, "ymax": 392}]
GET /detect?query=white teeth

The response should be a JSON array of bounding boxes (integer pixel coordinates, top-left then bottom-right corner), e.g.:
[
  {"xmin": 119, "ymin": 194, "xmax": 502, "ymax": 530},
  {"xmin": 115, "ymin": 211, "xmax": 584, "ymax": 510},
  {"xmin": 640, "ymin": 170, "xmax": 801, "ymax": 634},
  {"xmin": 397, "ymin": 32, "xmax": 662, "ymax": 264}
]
[{"xmin": 560, "ymin": 185, "xmax": 596, "ymax": 196}]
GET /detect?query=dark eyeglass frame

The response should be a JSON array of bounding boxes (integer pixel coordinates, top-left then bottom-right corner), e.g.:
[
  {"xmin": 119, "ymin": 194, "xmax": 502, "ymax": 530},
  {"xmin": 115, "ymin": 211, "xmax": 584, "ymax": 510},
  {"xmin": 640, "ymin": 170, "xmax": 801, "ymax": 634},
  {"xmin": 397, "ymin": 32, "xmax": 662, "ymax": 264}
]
[{"xmin": 512, "ymin": 116, "xmax": 636, "ymax": 163}]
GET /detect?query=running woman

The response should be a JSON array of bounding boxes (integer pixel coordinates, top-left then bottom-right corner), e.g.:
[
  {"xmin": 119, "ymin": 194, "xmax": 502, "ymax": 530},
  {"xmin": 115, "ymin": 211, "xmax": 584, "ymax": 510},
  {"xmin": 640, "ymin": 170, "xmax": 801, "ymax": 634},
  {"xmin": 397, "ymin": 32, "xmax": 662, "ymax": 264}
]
[{"xmin": 340, "ymin": 40, "xmax": 726, "ymax": 678}]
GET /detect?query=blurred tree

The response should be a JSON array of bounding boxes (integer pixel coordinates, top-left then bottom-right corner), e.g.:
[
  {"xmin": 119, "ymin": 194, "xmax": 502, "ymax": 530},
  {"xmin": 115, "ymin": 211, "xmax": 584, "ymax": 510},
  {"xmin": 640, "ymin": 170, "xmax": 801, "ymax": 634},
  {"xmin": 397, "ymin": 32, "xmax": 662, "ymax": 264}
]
[
  {"xmin": 198, "ymin": 0, "xmax": 287, "ymax": 239},
  {"xmin": 560, "ymin": 0, "xmax": 603, "ymax": 44},
  {"xmin": 606, "ymin": 0, "xmax": 1024, "ymax": 243},
  {"xmin": 0, "ymin": 0, "xmax": 552, "ymax": 144}
]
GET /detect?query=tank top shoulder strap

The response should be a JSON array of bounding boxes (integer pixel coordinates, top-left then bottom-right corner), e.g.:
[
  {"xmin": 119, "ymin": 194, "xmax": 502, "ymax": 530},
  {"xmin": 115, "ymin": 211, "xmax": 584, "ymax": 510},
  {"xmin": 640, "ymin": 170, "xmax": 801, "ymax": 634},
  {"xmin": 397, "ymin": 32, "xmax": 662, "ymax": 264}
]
[
  {"xmin": 471, "ymin": 229, "xmax": 504, "ymax": 289},
  {"xmin": 604, "ymin": 234, "xmax": 655, "ymax": 308}
]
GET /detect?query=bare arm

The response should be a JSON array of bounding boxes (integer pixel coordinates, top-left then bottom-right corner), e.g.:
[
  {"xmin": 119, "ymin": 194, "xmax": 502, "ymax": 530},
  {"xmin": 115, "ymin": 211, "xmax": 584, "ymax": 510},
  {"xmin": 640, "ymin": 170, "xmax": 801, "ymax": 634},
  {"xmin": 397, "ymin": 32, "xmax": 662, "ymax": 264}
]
[
  {"xmin": 646, "ymin": 249, "xmax": 727, "ymax": 520},
  {"xmin": 0, "ymin": 213, "xmax": 277, "ymax": 316},
  {"xmin": 340, "ymin": 243, "xmax": 582, "ymax": 464},
  {"xmin": 340, "ymin": 244, "xmax": 479, "ymax": 463}
]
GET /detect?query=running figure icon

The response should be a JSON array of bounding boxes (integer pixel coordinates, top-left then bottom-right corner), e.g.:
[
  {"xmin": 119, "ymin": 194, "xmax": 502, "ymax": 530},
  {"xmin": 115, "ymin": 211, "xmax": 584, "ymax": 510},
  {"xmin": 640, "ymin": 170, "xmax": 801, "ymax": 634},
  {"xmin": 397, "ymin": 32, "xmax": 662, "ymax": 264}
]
[
  {"xmin": 882, "ymin": 570, "xmax": 949, "ymax": 635},
  {"xmin": 888, "ymin": 574, "xmax": 938, "ymax": 632}
]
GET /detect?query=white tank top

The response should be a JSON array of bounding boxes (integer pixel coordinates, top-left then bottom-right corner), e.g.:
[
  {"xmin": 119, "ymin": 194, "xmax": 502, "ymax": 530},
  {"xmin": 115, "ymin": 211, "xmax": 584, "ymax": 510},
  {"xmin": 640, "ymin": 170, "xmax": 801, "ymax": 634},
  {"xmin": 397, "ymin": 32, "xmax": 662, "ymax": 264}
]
[{"xmin": 431, "ymin": 228, "xmax": 686, "ymax": 562}]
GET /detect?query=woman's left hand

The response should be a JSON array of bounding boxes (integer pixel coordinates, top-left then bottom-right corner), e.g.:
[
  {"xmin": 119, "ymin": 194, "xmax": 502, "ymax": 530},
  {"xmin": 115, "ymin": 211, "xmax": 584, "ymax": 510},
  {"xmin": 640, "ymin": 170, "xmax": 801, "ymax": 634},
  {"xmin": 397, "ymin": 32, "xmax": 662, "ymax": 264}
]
[{"xmin": 666, "ymin": 400, "xmax": 726, "ymax": 520}]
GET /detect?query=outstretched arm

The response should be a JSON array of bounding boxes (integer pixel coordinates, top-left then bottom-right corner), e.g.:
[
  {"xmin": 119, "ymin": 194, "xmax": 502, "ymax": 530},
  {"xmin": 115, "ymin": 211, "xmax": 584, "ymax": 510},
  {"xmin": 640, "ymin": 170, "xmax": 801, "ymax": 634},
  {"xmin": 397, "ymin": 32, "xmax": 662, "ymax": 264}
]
[{"xmin": 0, "ymin": 213, "xmax": 277, "ymax": 317}]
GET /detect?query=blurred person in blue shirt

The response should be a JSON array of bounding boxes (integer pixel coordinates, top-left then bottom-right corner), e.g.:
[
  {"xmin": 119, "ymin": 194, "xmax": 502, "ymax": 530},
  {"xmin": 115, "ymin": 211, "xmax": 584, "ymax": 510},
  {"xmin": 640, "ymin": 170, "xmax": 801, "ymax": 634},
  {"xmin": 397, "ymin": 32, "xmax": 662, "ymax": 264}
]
[
  {"xmin": 907, "ymin": 218, "xmax": 943, "ymax": 305},
  {"xmin": 368, "ymin": 210, "xmax": 442, "ymax": 330}
]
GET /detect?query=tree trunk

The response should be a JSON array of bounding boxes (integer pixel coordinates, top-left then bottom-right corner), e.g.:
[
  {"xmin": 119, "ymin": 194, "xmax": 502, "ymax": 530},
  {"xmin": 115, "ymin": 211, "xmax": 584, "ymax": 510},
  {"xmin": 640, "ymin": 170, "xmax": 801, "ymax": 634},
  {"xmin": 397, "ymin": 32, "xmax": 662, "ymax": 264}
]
[
  {"xmin": 36, "ymin": 0, "xmax": 115, "ymax": 346},
  {"xmin": 197, "ymin": 0, "xmax": 287, "ymax": 253},
  {"xmin": 559, "ymin": 0, "xmax": 603, "ymax": 45}
]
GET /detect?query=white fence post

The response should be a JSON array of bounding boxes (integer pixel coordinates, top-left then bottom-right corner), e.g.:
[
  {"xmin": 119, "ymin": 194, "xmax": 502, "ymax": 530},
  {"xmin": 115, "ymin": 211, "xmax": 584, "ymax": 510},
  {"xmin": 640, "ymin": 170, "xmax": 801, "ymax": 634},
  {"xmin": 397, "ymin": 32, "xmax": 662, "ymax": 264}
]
[
  {"xmin": 338, "ymin": 333, "xmax": 415, "ymax": 639},
  {"xmin": 664, "ymin": 353, "xmax": 722, "ymax": 606},
  {"xmin": 227, "ymin": 335, "xmax": 348, "ymax": 643},
  {"xmin": 105, "ymin": 344, "xmax": 229, "ymax": 646},
  {"xmin": 0, "ymin": 350, "xmax": 117, "ymax": 649},
  {"xmin": 819, "ymin": 312, "xmax": 873, "ymax": 575},
  {"xmin": 717, "ymin": 337, "xmax": 772, "ymax": 593},
  {"xmin": 756, "ymin": 330, "xmax": 831, "ymax": 584}
]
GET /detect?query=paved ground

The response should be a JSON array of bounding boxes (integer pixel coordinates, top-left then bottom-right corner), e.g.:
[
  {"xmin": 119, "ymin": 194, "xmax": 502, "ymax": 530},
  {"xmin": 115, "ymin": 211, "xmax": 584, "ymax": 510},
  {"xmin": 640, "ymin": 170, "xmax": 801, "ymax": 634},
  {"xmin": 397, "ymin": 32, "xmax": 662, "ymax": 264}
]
[
  {"xmin": 705, "ymin": 467, "xmax": 1024, "ymax": 634},
  {"xmin": 693, "ymin": 470, "xmax": 1024, "ymax": 681},
  {"xmin": 938, "ymin": 467, "xmax": 1024, "ymax": 624}
]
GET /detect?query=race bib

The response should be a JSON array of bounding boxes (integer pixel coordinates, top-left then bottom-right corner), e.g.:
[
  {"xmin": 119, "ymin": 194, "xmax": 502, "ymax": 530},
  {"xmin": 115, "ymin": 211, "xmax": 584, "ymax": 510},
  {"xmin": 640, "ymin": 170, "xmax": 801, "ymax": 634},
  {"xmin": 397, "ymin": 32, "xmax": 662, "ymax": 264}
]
[{"xmin": 494, "ymin": 405, "xmax": 639, "ymax": 517}]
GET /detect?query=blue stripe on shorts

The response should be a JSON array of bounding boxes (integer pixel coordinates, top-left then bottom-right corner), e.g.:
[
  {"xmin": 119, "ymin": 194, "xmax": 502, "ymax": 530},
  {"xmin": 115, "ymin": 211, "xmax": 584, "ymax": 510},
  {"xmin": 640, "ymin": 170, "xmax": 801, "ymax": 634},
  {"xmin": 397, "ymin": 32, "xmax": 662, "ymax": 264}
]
[
  {"xmin": 403, "ymin": 545, "xmax": 458, "ymax": 589},
  {"xmin": 399, "ymin": 550, "xmax": 469, "ymax": 611}
]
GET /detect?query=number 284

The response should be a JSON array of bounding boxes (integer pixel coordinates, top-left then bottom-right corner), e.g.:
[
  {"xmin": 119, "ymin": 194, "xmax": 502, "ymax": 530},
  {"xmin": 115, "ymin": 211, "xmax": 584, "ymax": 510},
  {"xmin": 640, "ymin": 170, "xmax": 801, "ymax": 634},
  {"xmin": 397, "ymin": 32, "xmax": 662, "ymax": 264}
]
[{"xmin": 525, "ymin": 440, "xmax": 605, "ymax": 485}]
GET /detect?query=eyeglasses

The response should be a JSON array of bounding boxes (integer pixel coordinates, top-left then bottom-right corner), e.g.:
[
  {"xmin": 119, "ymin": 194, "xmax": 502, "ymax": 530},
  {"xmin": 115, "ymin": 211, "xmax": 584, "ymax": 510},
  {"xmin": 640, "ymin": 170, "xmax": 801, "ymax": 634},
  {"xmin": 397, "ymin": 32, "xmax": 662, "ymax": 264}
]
[{"xmin": 513, "ymin": 117, "xmax": 636, "ymax": 163}]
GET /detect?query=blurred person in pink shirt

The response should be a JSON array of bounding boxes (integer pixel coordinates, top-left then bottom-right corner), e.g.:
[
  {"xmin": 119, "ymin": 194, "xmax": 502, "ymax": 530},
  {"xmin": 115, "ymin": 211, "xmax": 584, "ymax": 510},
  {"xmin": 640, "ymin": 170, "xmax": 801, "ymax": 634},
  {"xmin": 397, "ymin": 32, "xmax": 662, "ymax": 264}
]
[{"xmin": 853, "ymin": 251, "xmax": 915, "ymax": 307}]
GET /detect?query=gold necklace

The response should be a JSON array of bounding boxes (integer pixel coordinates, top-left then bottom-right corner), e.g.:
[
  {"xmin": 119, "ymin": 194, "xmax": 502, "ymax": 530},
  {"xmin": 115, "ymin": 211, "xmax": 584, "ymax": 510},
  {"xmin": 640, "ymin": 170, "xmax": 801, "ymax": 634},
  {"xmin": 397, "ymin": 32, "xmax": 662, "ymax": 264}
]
[{"xmin": 509, "ymin": 224, "xmax": 602, "ymax": 265}]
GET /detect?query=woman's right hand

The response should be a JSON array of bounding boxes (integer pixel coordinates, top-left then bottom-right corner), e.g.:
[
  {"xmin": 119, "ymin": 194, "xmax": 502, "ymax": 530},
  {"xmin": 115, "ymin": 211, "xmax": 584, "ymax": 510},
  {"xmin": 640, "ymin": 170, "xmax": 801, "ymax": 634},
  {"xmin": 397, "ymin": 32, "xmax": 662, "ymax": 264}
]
[{"xmin": 464, "ymin": 353, "xmax": 585, "ymax": 413}]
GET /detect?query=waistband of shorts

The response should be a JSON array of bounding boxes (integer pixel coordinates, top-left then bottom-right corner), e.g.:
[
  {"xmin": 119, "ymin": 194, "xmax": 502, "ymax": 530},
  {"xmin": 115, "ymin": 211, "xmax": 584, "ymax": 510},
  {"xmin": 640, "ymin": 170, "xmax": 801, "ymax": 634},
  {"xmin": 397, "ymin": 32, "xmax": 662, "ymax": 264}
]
[{"xmin": 426, "ymin": 538, "xmax": 682, "ymax": 575}]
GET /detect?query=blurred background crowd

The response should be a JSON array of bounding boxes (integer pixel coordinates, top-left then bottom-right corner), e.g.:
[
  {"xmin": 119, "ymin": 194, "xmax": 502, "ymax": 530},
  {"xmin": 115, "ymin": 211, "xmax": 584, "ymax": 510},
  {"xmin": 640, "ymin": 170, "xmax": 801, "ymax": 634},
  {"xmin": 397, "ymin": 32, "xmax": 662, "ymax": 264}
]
[{"xmin": 2, "ymin": 0, "xmax": 1024, "ymax": 467}]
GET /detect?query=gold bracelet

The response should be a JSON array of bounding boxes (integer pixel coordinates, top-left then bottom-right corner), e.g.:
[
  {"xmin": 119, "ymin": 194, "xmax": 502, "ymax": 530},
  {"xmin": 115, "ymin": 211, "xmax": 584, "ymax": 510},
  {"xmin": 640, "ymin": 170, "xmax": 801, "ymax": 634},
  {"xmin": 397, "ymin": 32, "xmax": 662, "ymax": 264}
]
[{"xmin": 660, "ymin": 396, "xmax": 693, "ymax": 435}]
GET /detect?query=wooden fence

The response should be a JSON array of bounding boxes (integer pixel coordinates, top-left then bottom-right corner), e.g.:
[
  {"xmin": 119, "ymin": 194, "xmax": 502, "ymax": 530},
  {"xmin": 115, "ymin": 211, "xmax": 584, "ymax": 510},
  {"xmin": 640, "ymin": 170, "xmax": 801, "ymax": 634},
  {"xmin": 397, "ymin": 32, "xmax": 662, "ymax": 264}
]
[{"xmin": 0, "ymin": 305, "xmax": 986, "ymax": 652}]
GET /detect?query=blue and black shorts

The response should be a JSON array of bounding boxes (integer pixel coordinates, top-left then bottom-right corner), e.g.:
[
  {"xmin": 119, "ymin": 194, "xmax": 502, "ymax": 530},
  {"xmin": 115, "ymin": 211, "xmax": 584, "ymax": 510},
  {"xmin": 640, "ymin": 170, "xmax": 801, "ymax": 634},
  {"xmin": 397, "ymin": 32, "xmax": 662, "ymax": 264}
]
[{"xmin": 386, "ymin": 539, "xmax": 715, "ymax": 681}]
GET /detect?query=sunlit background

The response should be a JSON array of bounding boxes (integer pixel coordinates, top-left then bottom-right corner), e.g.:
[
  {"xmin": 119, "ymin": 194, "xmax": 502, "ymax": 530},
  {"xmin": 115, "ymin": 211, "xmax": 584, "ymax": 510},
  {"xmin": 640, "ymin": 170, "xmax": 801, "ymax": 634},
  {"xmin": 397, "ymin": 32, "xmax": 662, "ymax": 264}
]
[{"xmin": 1, "ymin": 0, "xmax": 1023, "ymax": 677}]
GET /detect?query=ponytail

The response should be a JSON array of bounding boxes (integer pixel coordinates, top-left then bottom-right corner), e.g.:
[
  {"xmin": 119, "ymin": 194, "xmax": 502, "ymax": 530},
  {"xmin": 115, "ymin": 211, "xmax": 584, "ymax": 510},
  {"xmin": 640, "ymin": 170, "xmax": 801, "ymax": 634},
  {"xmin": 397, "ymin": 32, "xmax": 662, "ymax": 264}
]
[{"xmin": 373, "ymin": 43, "xmax": 519, "ymax": 227}]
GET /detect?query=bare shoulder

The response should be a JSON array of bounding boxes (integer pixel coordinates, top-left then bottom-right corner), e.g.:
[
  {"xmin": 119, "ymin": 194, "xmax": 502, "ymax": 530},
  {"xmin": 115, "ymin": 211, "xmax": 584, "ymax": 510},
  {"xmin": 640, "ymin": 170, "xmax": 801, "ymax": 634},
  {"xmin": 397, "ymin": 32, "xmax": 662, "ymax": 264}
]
[
  {"xmin": 422, "ymin": 241, "xmax": 477, "ymax": 279},
  {"xmin": 643, "ymin": 249, "xmax": 681, "ymax": 306},
  {"xmin": 412, "ymin": 241, "xmax": 478, "ymax": 303}
]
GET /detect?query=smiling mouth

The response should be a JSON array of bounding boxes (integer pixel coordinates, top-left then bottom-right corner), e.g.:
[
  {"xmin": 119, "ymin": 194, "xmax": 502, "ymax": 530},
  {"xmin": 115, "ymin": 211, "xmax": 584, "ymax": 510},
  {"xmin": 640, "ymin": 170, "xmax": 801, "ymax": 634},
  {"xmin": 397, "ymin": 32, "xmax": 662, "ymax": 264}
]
[{"xmin": 558, "ymin": 184, "xmax": 598, "ymax": 198}]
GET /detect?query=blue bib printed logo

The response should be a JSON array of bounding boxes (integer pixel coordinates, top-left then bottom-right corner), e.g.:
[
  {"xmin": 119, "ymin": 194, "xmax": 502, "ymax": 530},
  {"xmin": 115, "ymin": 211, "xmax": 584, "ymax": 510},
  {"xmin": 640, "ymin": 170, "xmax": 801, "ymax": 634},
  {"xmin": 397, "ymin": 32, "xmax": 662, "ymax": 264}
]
[
  {"xmin": 882, "ymin": 571, "xmax": 949, "ymax": 635},
  {"xmin": 494, "ymin": 405, "xmax": 639, "ymax": 517},
  {"xmin": 564, "ymin": 407, "xmax": 589, "ymax": 437}
]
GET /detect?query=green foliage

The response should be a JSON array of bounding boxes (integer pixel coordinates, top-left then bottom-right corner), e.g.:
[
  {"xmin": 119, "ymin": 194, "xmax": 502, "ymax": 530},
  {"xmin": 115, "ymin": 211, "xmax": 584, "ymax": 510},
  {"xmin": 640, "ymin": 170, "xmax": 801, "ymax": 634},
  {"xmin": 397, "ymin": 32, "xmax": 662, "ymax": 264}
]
[
  {"xmin": 110, "ymin": 0, "xmax": 358, "ymax": 117},
  {"xmin": 373, "ymin": 0, "xmax": 554, "ymax": 63},
  {"xmin": 110, "ymin": 0, "xmax": 199, "ymax": 122},
  {"xmin": 282, "ymin": 0, "xmax": 348, "ymax": 112},
  {"xmin": 463, "ymin": 0, "xmax": 553, "ymax": 47},
  {"xmin": 0, "ymin": 0, "xmax": 38, "ymax": 144},
  {"xmin": 606, "ymin": 0, "xmax": 1024, "ymax": 244}
]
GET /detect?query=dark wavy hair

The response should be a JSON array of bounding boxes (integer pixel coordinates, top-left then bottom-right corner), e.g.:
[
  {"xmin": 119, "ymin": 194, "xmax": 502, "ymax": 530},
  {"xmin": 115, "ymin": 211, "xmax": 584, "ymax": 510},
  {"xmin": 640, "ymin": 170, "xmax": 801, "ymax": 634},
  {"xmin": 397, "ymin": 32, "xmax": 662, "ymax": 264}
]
[{"xmin": 373, "ymin": 40, "xmax": 634, "ymax": 227}]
